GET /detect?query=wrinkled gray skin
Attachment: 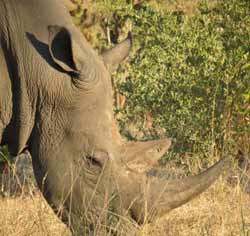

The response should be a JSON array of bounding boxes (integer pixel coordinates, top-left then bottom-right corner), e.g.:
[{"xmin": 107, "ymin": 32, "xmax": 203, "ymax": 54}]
[{"xmin": 0, "ymin": 0, "xmax": 230, "ymax": 235}]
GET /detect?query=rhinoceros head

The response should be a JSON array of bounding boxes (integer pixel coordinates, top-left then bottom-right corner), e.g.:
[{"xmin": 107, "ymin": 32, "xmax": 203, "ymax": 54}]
[{"xmin": 27, "ymin": 24, "xmax": 229, "ymax": 231}]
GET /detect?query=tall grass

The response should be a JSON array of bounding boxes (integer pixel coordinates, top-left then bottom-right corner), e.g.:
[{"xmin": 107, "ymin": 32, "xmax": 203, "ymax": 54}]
[{"xmin": 0, "ymin": 156, "xmax": 250, "ymax": 236}]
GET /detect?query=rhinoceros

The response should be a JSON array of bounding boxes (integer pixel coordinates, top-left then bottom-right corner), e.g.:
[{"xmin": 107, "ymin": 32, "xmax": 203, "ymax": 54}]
[{"xmin": 0, "ymin": 0, "xmax": 230, "ymax": 235}]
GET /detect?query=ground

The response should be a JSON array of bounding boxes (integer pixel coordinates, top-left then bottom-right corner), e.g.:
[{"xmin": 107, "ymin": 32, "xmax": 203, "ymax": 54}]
[{"xmin": 0, "ymin": 178, "xmax": 249, "ymax": 236}]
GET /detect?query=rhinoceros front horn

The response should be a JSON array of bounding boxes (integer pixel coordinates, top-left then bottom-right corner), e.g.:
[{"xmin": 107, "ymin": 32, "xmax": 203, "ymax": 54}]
[{"xmin": 127, "ymin": 156, "xmax": 230, "ymax": 224}]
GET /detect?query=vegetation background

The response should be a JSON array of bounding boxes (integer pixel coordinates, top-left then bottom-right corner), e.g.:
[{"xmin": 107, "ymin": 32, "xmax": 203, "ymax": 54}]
[
  {"xmin": 0, "ymin": 0, "xmax": 249, "ymax": 168},
  {"xmin": 0, "ymin": 0, "xmax": 250, "ymax": 235},
  {"xmin": 66, "ymin": 0, "xmax": 249, "ymax": 163}
]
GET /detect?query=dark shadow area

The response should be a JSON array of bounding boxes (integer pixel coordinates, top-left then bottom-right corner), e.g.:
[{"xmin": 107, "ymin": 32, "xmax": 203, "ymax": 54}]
[{"xmin": 26, "ymin": 32, "xmax": 64, "ymax": 73}]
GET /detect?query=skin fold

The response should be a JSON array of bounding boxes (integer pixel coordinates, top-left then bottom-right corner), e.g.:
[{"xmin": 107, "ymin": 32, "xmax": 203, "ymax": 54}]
[{"xmin": 0, "ymin": 0, "xmax": 231, "ymax": 235}]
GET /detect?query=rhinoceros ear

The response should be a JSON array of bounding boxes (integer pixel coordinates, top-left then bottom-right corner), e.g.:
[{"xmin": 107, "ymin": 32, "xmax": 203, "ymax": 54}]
[
  {"xmin": 101, "ymin": 32, "xmax": 132, "ymax": 73},
  {"xmin": 120, "ymin": 138, "xmax": 171, "ymax": 173},
  {"xmin": 48, "ymin": 25, "xmax": 83, "ymax": 74}
]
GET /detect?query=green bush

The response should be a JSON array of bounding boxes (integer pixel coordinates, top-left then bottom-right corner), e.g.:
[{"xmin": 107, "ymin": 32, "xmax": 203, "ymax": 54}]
[{"xmin": 84, "ymin": 0, "xmax": 250, "ymax": 158}]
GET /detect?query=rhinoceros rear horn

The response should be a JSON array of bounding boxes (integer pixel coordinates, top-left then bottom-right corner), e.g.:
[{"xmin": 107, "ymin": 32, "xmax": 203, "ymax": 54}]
[
  {"xmin": 121, "ymin": 138, "xmax": 172, "ymax": 173},
  {"xmin": 102, "ymin": 32, "xmax": 132, "ymax": 73},
  {"xmin": 48, "ymin": 25, "xmax": 87, "ymax": 75}
]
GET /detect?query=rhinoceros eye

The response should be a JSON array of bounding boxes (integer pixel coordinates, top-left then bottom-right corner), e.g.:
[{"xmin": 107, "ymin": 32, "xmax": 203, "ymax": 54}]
[{"xmin": 86, "ymin": 155, "xmax": 103, "ymax": 168}]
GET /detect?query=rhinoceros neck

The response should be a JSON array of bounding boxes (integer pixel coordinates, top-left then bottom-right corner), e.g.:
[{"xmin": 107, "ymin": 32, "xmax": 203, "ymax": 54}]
[{"xmin": 0, "ymin": 0, "xmax": 79, "ymax": 155}]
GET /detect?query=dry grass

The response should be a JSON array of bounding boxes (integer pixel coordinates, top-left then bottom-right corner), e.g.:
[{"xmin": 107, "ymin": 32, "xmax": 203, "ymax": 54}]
[
  {"xmin": 0, "ymin": 194, "xmax": 70, "ymax": 236},
  {"xmin": 0, "ymin": 176, "xmax": 249, "ymax": 236},
  {"xmin": 145, "ymin": 180, "xmax": 250, "ymax": 236}
]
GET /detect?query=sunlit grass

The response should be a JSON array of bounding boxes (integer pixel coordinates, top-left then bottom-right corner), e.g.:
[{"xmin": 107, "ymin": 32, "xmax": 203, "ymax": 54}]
[{"xmin": 0, "ymin": 157, "xmax": 249, "ymax": 236}]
